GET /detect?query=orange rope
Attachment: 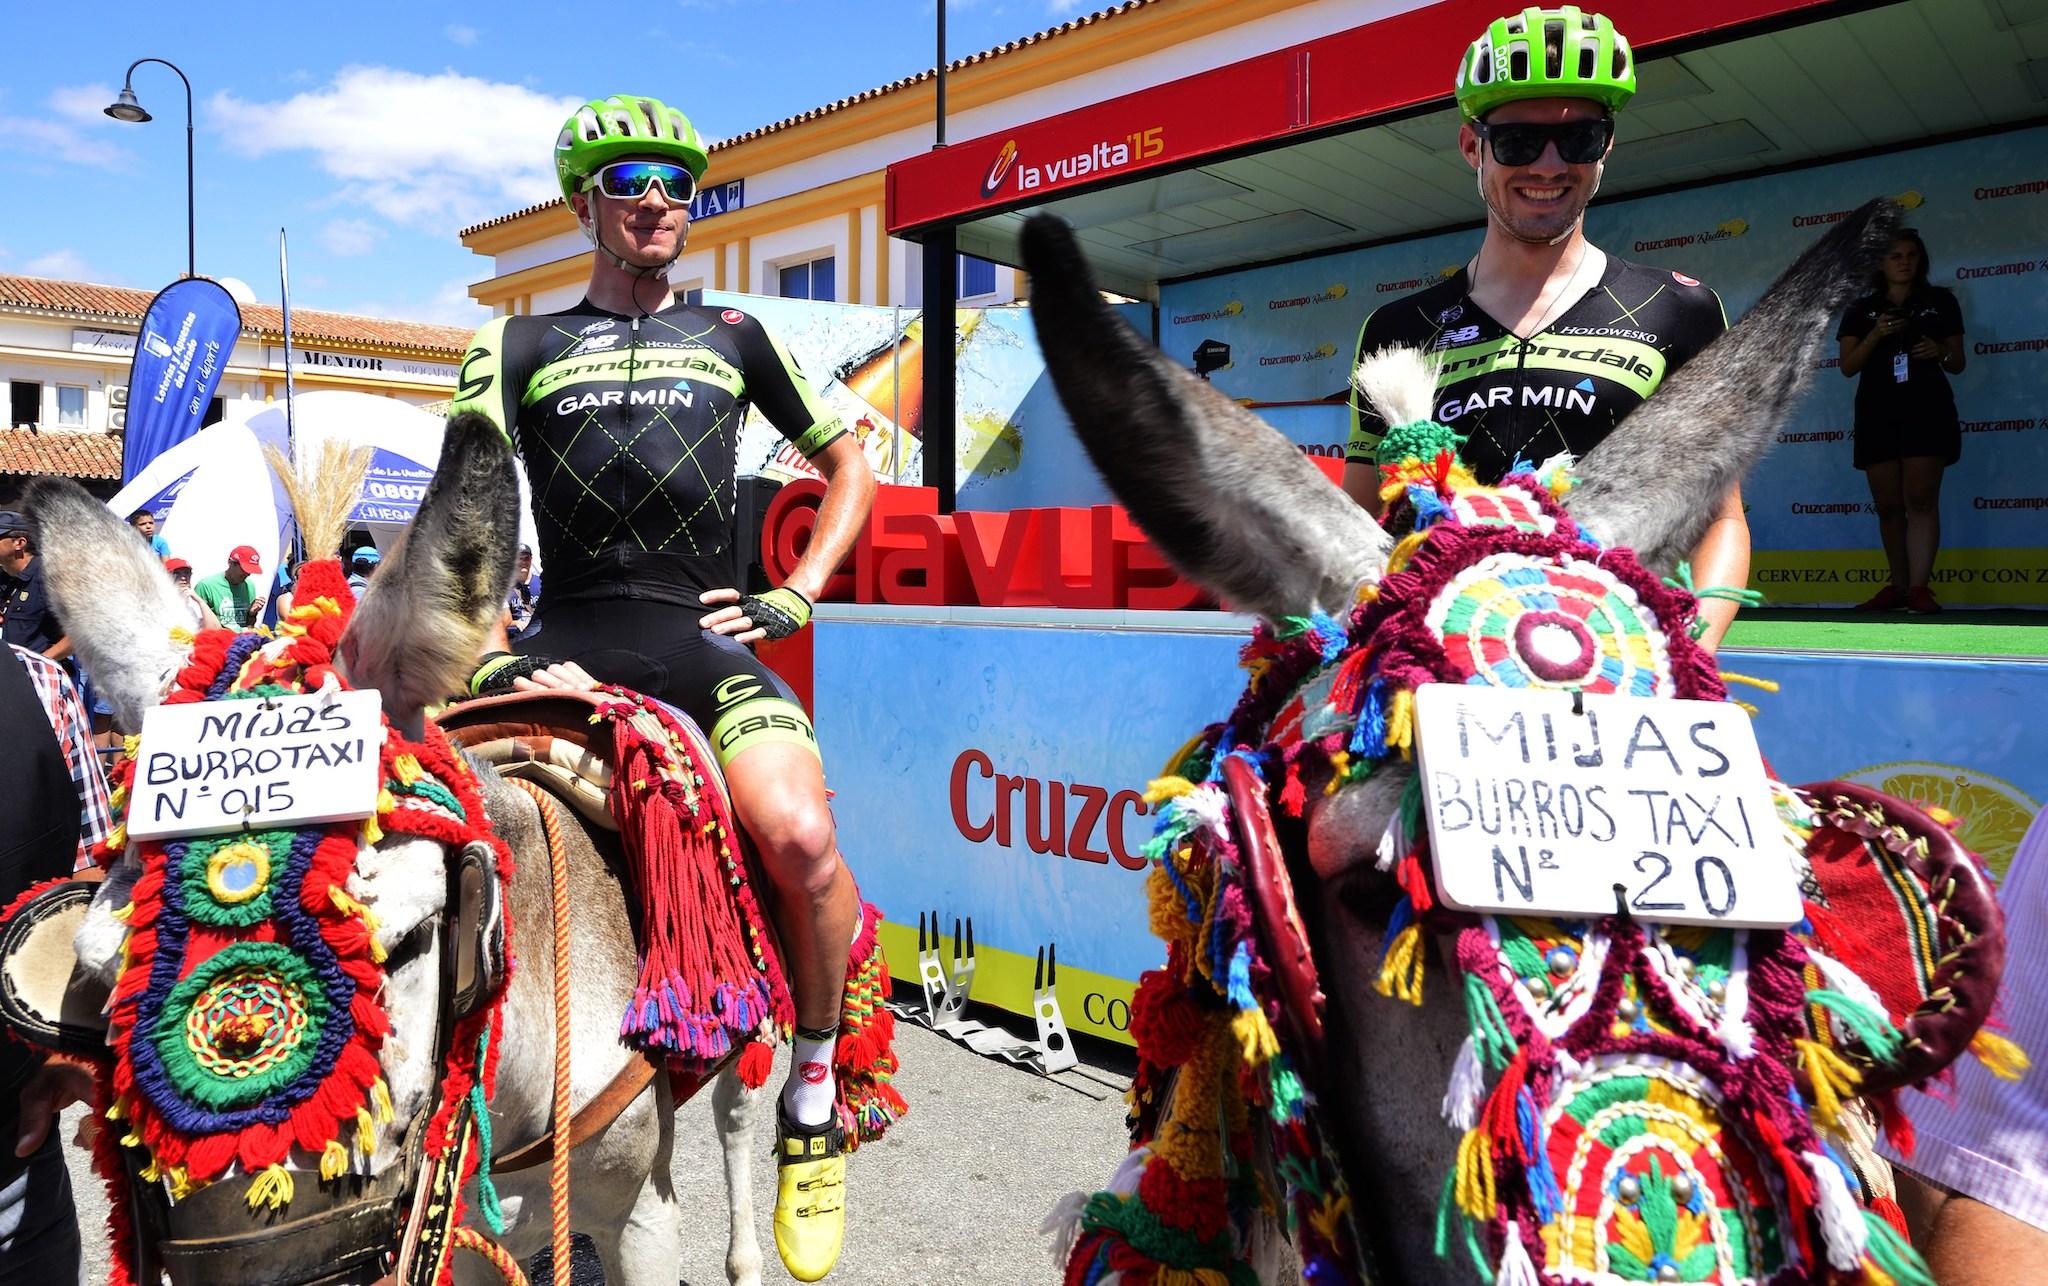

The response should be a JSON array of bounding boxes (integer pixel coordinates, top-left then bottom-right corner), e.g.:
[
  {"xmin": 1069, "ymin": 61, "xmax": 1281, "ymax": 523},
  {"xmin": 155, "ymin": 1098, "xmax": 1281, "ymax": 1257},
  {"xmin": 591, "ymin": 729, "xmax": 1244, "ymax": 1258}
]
[
  {"xmin": 451, "ymin": 1226, "xmax": 530, "ymax": 1284},
  {"xmin": 511, "ymin": 779, "xmax": 574, "ymax": 1280}
]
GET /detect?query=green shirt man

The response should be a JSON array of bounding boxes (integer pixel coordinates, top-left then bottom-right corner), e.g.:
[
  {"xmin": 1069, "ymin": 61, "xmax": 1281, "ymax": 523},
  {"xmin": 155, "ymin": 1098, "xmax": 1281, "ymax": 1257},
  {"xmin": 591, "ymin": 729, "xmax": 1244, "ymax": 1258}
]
[{"xmin": 192, "ymin": 545, "xmax": 266, "ymax": 629}]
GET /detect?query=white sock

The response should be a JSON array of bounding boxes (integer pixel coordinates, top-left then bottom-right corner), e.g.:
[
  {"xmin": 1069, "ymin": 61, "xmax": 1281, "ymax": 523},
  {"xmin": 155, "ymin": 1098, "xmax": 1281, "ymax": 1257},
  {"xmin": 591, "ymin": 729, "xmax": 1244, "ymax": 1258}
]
[{"xmin": 782, "ymin": 1026, "xmax": 839, "ymax": 1129}]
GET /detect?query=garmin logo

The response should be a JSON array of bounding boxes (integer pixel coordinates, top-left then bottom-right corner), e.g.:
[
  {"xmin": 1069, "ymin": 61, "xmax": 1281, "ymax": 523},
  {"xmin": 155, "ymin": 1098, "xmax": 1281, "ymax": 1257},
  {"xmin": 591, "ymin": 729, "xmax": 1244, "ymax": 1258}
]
[{"xmin": 554, "ymin": 387, "xmax": 696, "ymax": 416}]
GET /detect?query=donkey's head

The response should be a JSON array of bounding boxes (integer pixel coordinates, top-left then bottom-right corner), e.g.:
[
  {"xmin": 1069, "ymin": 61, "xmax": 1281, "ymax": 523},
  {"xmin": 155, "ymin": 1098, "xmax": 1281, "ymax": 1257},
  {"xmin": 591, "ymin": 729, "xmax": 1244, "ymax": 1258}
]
[
  {"xmin": 1024, "ymin": 204, "xmax": 1892, "ymax": 886},
  {"xmin": 20, "ymin": 411, "xmax": 518, "ymax": 1276},
  {"xmin": 1026, "ymin": 204, "xmax": 1907, "ymax": 1282}
]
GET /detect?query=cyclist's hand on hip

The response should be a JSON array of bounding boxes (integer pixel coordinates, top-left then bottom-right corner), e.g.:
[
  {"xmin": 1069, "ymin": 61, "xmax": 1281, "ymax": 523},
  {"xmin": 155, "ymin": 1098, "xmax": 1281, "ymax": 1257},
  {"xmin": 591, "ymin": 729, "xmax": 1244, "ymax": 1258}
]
[{"xmin": 700, "ymin": 586, "xmax": 812, "ymax": 645}]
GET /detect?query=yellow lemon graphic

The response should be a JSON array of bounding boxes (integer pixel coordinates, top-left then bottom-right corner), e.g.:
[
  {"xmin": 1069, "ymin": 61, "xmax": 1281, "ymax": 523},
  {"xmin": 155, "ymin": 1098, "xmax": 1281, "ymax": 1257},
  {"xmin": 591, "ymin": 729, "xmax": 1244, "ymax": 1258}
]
[
  {"xmin": 1892, "ymin": 190, "xmax": 1925, "ymax": 211},
  {"xmin": 1222, "ymin": 300, "xmax": 1244, "ymax": 316},
  {"xmin": 959, "ymin": 412, "xmax": 1023, "ymax": 478},
  {"xmin": 1439, "ymin": 264, "xmax": 1462, "ymax": 279},
  {"xmin": 1717, "ymin": 218, "xmax": 1749, "ymax": 237},
  {"xmin": 1327, "ymin": 283, "xmax": 1349, "ymax": 300},
  {"xmin": 1315, "ymin": 343, "xmax": 1338, "ymax": 358},
  {"xmin": 1840, "ymin": 761, "xmax": 2039, "ymax": 879}
]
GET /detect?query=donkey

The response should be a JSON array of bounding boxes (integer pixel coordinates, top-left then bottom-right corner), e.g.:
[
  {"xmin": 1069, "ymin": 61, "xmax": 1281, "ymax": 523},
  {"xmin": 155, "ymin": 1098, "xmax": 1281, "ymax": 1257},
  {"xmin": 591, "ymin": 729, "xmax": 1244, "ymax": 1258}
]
[
  {"xmin": 1023, "ymin": 202, "xmax": 2008, "ymax": 1285},
  {"xmin": 22, "ymin": 413, "xmax": 765, "ymax": 1286}
]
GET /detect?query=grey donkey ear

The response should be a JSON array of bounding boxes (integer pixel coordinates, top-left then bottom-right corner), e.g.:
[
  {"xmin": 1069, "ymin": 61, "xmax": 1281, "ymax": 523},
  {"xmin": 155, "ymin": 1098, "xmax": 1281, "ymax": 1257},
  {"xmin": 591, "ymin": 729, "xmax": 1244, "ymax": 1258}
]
[
  {"xmin": 341, "ymin": 412, "xmax": 519, "ymax": 734},
  {"xmin": 1568, "ymin": 198, "xmax": 1902, "ymax": 574},
  {"xmin": 19, "ymin": 479, "xmax": 193, "ymax": 729},
  {"xmin": 1020, "ymin": 215, "xmax": 1389, "ymax": 620}
]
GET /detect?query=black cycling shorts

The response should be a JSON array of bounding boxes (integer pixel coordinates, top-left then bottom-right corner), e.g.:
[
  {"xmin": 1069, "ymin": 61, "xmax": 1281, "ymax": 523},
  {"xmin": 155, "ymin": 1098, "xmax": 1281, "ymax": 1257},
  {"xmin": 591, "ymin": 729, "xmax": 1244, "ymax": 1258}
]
[{"xmin": 516, "ymin": 598, "xmax": 817, "ymax": 767}]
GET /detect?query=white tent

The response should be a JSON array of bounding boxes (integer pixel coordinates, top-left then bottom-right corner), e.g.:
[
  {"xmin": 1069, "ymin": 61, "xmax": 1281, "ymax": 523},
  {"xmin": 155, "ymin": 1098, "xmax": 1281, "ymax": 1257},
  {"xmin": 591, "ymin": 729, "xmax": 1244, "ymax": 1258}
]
[{"xmin": 110, "ymin": 391, "xmax": 537, "ymax": 604}]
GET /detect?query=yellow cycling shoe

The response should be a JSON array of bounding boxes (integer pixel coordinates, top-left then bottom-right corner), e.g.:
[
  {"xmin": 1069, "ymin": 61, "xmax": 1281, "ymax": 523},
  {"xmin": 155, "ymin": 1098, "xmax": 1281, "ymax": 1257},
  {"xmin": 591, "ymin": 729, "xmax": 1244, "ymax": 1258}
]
[{"xmin": 773, "ymin": 1102, "xmax": 847, "ymax": 1282}]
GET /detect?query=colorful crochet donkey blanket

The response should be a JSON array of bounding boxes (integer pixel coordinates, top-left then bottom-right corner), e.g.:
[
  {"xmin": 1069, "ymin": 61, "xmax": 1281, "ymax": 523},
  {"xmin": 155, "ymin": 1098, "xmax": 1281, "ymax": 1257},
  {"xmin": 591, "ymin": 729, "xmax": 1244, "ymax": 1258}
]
[
  {"xmin": 1056, "ymin": 429, "xmax": 2021, "ymax": 1286},
  {"xmin": 67, "ymin": 559, "xmax": 516, "ymax": 1284}
]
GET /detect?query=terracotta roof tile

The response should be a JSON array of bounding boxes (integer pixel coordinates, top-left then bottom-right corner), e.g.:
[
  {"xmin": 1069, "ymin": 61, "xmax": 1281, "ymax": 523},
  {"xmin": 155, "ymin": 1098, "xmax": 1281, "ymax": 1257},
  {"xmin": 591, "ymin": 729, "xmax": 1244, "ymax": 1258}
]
[
  {"xmin": 0, "ymin": 429, "xmax": 123, "ymax": 481},
  {"xmin": 0, "ymin": 275, "xmax": 474, "ymax": 357},
  {"xmin": 459, "ymin": 0, "xmax": 1156, "ymax": 238}
]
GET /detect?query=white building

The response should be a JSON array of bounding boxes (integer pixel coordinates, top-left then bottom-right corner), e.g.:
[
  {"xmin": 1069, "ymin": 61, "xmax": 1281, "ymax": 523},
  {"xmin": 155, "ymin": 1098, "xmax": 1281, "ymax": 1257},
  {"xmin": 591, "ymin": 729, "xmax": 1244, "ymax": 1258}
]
[{"xmin": 0, "ymin": 273, "xmax": 471, "ymax": 499}]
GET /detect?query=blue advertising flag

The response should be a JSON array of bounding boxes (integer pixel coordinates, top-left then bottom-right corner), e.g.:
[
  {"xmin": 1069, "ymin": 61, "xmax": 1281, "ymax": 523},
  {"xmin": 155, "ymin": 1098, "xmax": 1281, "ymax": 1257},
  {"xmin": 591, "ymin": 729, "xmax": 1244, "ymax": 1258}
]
[{"xmin": 119, "ymin": 277, "xmax": 243, "ymax": 485}]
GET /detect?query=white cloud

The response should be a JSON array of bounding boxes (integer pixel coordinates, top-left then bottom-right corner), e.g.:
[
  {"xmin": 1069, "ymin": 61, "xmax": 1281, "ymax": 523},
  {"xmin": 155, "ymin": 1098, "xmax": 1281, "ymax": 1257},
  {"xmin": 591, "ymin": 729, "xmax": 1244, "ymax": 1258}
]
[
  {"xmin": 319, "ymin": 217, "xmax": 383, "ymax": 257},
  {"xmin": 49, "ymin": 83, "xmax": 121, "ymax": 124},
  {"xmin": 23, "ymin": 248, "xmax": 121, "ymax": 283},
  {"xmin": 1044, "ymin": 0, "xmax": 1091, "ymax": 14},
  {"xmin": 0, "ymin": 85, "xmax": 140, "ymax": 171},
  {"xmin": 446, "ymin": 24, "xmax": 478, "ymax": 46},
  {"xmin": 211, "ymin": 68, "xmax": 579, "ymax": 234}
]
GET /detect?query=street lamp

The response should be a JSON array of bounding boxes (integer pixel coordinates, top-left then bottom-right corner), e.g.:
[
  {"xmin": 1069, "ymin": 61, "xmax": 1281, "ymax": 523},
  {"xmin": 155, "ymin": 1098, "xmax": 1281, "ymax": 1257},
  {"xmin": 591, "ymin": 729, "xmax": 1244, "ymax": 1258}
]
[{"xmin": 105, "ymin": 58, "xmax": 195, "ymax": 279}]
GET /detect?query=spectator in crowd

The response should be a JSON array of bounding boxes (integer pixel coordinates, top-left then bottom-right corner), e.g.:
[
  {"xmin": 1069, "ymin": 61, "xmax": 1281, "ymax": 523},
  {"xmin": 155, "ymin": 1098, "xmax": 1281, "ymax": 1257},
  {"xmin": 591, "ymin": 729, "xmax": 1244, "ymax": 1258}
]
[
  {"xmin": 163, "ymin": 558, "xmax": 220, "ymax": 633},
  {"xmin": 507, "ymin": 543, "xmax": 538, "ymax": 636},
  {"xmin": 1837, "ymin": 228, "xmax": 1966, "ymax": 614},
  {"xmin": 2, "ymin": 640, "xmax": 113, "ymax": 1279},
  {"xmin": 0, "ymin": 512, "xmax": 71, "ymax": 666},
  {"xmin": 191, "ymin": 546, "xmax": 267, "ymax": 629},
  {"xmin": 127, "ymin": 508, "xmax": 169, "ymax": 558},
  {"xmin": 347, "ymin": 546, "xmax": 381, "ymax": 596},
  {"xmin": 1888, "ymin": 807, "xmax": 2048, "ymax": 1283}
]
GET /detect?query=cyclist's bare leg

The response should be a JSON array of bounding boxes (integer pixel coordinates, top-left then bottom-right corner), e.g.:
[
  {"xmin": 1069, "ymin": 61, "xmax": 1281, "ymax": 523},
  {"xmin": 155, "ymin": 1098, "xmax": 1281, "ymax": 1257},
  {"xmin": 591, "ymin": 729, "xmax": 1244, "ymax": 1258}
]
[{"xmin": 723, "ymin": 740, "xmax": 857, "ymax": 1038}]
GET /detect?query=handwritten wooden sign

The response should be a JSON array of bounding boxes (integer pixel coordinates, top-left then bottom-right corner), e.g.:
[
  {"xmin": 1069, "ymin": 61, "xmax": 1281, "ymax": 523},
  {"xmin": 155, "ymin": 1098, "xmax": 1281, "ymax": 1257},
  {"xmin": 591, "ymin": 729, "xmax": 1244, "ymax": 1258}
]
[
  {"xmin": 1415, "ymin": 684, "xmax": 1800, "ymax": 928},
  {"xmin": 126, "ymin": 690, "xmax": 385, "ymax": 841}
]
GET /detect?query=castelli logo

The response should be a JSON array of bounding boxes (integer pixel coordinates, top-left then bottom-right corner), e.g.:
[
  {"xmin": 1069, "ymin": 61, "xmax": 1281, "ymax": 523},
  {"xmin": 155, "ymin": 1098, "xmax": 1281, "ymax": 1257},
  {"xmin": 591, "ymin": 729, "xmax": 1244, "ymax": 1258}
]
[
  {"xmin": 982, "ymin": 140, "xmax": 1019, "ymax": 199},
  {"xmin": 720, "ymin": 309, "xmax": 744, "ymax": 324}
]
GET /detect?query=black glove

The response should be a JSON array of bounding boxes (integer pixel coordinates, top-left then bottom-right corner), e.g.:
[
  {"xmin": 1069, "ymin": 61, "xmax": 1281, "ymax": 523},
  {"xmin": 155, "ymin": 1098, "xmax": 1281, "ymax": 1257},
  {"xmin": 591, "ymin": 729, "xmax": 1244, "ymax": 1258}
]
[
  {"xmin": 466, "ymin": 651, "xmax": 560, "ymax": 697},
  {"xmin": 736, "ymin": 587, "xmax": 813, "ymax": 640}
]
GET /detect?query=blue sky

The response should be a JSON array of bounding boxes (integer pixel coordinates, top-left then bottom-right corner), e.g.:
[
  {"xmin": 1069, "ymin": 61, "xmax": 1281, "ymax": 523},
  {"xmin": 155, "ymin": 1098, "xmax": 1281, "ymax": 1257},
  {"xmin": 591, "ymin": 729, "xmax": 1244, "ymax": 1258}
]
[{"xmin": 0, "ymin": 1, "xmax": 1095, "ymax": 327}]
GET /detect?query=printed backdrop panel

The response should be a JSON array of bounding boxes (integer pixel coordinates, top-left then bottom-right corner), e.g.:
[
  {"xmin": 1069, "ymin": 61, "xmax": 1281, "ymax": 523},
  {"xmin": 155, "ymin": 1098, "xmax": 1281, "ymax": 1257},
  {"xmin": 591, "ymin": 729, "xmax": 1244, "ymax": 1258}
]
[
  {"xmin": 1159, "ymin": 126, "xmax": 2048, "ymax": 604},
  {"xmin": 707, "ymin": 293, "xmax": 1147, "ymax": 512},
  {"xmin": 813, "ymin": 619, "xmax": 1246, "ymax": 1040}
]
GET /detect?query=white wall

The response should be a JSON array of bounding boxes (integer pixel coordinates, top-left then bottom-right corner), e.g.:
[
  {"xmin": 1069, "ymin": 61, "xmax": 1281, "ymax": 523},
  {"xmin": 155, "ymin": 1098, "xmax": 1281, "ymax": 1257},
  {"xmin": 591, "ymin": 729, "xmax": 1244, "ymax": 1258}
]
[
  {"xmin": 500, "ymin": 227, "xmax": 589, "ymax": 276},
  {"xmin": 479, "ymin": 1, "xmax": 1410, "ymax": 309}
]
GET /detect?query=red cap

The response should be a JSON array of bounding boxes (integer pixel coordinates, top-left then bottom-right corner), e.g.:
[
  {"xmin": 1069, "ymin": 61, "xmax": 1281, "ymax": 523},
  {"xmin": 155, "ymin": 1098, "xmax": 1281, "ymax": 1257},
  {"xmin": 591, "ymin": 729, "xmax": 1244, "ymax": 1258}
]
[
  {"xmin": 163, "ymin": 557, "xmax": 191, "ymax": 574},
  {"xmin": 229, "ymin": 545, "xmax": 263, "ymax": 573}
]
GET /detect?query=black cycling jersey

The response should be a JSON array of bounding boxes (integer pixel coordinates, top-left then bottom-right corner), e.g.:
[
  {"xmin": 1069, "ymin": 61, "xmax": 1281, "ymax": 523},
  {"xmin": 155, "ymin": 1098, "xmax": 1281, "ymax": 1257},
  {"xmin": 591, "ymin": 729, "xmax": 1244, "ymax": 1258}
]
[
  {"xmin": 453, "ymin": 299, "xmax": 845, "ymax": 607},
  {"xmin": 1348, "ymin": 256, "xmax": 1727, "ymax": 483},
  {"xmin": 454, "ymin": 298, "xmax": 840, "ymax": 767}
]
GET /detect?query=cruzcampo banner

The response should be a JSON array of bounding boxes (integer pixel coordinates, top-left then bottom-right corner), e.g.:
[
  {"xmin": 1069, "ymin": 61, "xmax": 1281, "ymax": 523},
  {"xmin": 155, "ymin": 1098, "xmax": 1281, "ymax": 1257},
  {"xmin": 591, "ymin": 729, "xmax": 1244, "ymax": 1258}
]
[{"xmin": 120, "ymin": 277, "xmax": 243, "ymax": 486}]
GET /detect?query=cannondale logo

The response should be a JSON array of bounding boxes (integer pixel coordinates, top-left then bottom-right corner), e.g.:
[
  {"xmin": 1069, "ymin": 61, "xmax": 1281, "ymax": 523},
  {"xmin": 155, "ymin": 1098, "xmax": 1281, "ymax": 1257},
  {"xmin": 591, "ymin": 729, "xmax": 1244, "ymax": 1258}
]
[
  {"xmin": 981, "ymin": 140, "xmax": 1019, "ymax": 199},
  {"xmin": 713, "ymin": 674, "xmax": 764, "ymax": 708}
]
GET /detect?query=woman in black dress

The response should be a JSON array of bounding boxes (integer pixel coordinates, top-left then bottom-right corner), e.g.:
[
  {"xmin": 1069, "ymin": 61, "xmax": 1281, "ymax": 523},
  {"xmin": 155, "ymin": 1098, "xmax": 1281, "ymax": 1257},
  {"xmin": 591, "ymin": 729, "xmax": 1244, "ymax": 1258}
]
[{"xmin": 1836, "ymin": 229, "xmax": 1966, "ymax": 613}]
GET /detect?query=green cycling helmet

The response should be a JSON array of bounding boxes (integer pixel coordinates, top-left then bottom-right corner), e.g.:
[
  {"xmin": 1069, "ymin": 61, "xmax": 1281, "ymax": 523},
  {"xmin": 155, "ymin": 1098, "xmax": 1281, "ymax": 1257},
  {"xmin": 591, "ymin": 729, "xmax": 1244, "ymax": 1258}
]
[
  {"xmin": 1455, "ymin": 7, "xmax": 1635, "ymax": 121},
  {"xmin": 554, "ymin": 95, "xmax": 710, "ymax": 203}
]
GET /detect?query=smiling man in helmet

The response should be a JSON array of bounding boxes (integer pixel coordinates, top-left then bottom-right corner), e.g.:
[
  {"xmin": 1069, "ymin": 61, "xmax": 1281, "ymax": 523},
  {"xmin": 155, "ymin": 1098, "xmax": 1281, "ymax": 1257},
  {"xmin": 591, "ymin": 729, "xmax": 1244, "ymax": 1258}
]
[
  {"xmin": 455, "ymin": 94, "xmax": 875, "ymax": 1281},
  {"xmin": 1342, "ymin": 8, "xmax": 1751, "ymax": 649}
]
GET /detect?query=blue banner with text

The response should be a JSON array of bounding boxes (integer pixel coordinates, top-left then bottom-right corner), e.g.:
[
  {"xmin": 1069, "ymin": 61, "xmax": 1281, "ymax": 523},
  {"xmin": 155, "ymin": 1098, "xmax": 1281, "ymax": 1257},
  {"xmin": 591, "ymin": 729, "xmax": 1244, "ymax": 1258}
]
[{"xmin": 119, "ymin": 277, "xmax": 242, "ymax": 486}]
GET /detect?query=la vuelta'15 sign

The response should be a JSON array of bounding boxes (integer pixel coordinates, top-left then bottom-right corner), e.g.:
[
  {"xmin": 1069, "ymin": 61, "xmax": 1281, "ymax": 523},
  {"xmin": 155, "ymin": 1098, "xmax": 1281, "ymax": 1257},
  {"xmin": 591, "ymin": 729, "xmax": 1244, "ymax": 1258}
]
[{"xmin": 762, "ymin": 480, "xmax": 1211, "ymax": 609}]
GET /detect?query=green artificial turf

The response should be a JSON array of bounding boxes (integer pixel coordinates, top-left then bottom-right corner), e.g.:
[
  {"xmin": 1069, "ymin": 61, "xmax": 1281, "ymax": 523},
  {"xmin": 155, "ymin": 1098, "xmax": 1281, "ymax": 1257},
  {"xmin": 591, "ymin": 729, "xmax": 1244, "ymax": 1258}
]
[{"xmin": 1721, "ymin": 609, "xmax": 2048, "ymax": 658}]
